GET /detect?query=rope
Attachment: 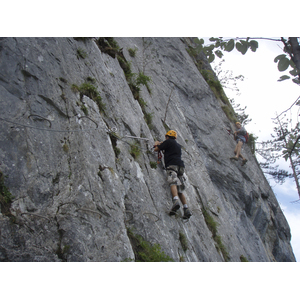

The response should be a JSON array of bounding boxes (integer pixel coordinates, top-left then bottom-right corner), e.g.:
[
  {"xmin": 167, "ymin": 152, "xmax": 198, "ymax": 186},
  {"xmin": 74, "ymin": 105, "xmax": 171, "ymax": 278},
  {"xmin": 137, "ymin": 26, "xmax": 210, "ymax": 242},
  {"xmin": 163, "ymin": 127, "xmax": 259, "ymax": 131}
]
[
  {"xmin": 0, "ymin": 116, "xmax": 98, "ymax": 133},
  {"xmin": 20, "ymin": 212, "xmax": 51, "ymax": 222},
  {"xmin": 143, "ymin": 212, "xmax": 160, "ymax": 222},
  {"xmin": 75, "ymin": 208, "xmax": 102, "ymax": 218},
  {"xmin": 28, "ymin": 114, "xmax": 52, "ymax": 127},
  {"xmin": 125, "ymin": 210, "xmax": 134, "ymax": 222},
  {"xmin": 1, "ymin": 116, "xmax": 152, "ymax": 152}
]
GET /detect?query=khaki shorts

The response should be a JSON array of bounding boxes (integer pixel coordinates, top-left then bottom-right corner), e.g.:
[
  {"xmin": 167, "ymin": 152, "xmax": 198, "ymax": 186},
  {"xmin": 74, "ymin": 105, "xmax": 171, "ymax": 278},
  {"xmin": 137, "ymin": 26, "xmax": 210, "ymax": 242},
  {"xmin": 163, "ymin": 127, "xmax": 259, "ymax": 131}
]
[{"xmin": 166, "ymin": 165, "xmax": 186, "ymax": 193}]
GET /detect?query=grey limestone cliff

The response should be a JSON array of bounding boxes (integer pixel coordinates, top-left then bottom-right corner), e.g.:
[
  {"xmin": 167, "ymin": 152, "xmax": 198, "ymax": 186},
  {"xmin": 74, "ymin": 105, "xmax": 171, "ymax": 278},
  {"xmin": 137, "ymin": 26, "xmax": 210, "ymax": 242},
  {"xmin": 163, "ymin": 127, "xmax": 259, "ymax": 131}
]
[{"xmin": 0, "ymin": 37, "xmax": 296, "ymax": 261}]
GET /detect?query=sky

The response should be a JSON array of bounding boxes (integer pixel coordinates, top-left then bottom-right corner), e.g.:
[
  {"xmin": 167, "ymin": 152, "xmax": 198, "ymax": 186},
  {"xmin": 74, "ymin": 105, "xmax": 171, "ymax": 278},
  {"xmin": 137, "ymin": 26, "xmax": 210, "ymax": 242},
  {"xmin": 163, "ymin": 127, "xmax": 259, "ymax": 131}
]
[{"xmin": 209, "ymin": 38, "xmax": 300, "ymax": 261}]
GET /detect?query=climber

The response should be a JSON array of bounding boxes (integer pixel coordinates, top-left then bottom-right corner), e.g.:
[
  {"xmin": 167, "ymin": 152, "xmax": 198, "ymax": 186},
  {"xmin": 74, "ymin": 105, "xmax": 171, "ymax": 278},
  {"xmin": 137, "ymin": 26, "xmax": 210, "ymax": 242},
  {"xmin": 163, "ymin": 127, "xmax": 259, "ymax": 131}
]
[
  {"xmin": 230, "ymin": 122, "xmax": 248, "ymax": 166},
  {"xmin": 154, "ymin": 130, "xmax": 192, "ymax": 219}
]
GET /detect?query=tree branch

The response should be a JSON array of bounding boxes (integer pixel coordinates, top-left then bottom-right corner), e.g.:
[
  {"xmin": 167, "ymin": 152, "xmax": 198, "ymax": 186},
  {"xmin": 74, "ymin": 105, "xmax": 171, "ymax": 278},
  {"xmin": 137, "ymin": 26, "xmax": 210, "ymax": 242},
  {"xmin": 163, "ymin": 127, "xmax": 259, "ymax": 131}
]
[{"xmin": 271, "ymin": 95, "xmax": 300, "ymax": 119}]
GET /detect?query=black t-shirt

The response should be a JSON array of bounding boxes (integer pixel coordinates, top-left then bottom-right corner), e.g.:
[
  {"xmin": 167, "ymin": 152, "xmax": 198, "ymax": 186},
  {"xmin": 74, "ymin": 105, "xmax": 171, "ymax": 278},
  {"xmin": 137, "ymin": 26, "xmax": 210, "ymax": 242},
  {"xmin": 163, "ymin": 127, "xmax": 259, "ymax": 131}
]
[{"xmin": 157, "ymin": 138, "xmax": 185, "ymax": 168}]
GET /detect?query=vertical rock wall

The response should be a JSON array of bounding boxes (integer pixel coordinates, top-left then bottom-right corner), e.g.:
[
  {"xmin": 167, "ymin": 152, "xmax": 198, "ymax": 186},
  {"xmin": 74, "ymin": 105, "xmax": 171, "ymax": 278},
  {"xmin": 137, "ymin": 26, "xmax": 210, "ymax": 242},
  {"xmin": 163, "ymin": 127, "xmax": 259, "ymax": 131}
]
[{"xmin": 0, "ymin": 37, "xmax": 295, "ymax": 261}]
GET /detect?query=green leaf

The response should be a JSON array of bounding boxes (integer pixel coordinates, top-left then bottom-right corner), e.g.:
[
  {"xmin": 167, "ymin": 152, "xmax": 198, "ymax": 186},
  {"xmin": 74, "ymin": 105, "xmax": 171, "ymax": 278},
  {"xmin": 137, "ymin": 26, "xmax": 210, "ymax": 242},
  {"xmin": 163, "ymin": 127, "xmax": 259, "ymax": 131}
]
[
  {"xmin": 196, "ymin": 44, "xmax": 203, "ymax": 52},
  {"xmin": 278, "ymin": 57, "xmax": 290, "ymax": 71},
  {"xmin": 289, "ymin": 60, "xmax": 296, "ymax": 68},
  {"xmin": 220, "ymin": 41, "xmax": 227, "ymax": 50},
  {"xmin": 207, "ymin": 44, "xmax": 215, "ymax": 51},
  {"xmin": 237, "ymin": 40, "xmax": 248, "ymax": 55},
  {"xmin": 215, "ymin": 50, "xmax": 223, "ymax": 58},
  {"xmin": 208, "ymin": 53, "xmax": 215, "ymax": 63},
  {"xmin": 249, "ymin": 40, "xmax": 258, "ymax": 52},
  {"xmin": 193, "ymin": 38, "xmax": 202, "ymax": 45},
  {"xmin": 225, "ymin": 39, "xmax": 235, "ymax": 52},
  {"xmin": 290, "ymin": 68, "xmax": 300, "ymax": 76},
  {"xmin": 278, "ymin": 75, "xmax": 290, "ymax": 81},
  {"xmin": 274, "ymin": 54, "xmax": 286, "ymax": 63},
  {"xmin": 236, "ymin": 42, "xmax": 242, "ymax": 53}
]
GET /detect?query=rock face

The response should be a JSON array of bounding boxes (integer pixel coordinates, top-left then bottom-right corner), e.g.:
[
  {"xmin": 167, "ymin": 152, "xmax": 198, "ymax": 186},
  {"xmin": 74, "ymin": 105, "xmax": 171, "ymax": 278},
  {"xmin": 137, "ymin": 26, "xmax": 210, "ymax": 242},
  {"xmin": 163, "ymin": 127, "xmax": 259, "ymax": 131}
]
[{"xmin": 0, "ymin": 37, "xmax": 296, "ymax": 261}]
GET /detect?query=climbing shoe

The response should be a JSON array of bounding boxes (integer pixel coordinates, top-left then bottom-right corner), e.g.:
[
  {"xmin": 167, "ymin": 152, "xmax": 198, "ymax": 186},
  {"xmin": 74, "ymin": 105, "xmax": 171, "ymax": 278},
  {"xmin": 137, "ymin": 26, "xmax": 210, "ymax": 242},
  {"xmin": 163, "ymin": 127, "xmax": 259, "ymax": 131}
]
[
  {"xmin": 169, "ymin": 199, "xmax": 180, "ymax": 216},
  {"xmin": 241, "ymin": 159, "xmax": 248, "ymax": 166},
  {"xmin": 183, "ymin": 208, "xmax": 192, "ymax": 219}
]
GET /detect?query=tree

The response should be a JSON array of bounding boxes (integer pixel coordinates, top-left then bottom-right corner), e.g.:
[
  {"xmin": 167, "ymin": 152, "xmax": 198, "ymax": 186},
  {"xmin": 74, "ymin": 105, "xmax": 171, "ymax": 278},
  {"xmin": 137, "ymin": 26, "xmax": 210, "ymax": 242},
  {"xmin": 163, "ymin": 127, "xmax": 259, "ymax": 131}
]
[
  {"xmin": 256, "ymin": 110, "xmax": 300, "ymax": 201},
  {"xmin": 194, "ymin": 37, "xmax": 300, "ymax": 85}
]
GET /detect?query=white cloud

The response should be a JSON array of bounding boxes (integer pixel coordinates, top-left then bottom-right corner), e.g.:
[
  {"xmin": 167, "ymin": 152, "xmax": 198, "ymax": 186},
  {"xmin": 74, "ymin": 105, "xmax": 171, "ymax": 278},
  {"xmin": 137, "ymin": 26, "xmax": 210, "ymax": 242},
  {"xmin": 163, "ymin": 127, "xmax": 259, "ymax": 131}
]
[{"xmin": 273, "ymin": 177, "xmax": 299, "ymax": 201}]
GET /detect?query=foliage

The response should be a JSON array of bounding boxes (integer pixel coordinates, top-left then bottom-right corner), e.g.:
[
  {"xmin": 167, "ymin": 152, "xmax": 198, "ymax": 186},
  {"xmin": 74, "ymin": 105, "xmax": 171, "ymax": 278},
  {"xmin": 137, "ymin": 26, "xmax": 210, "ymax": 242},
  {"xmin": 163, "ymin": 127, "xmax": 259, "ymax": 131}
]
[
  {"xmin": 136, "ymin": 72, "xmax": 151, "ymax": 86},
  {"xmin": 63, "ymin": 143, "xmax": 69, "ymax": 153},
  {"xmin": 144, "ymin": 112, "xmax": 153, "ymax": 128},
  {"xmin": 0, "ymin": 171, "xmax": 13, "ymax": 217},
  {"xmin": 150, "ymin": 161, "xmax": 157, "ymax": 169},
  {"xmin": 202, "ymin": 208, "xmax": 218, "ymax": 237},
  {"xmin": 128, "ymin": 47, "xmax": 137, "ymax": 57},
  {"xmin": 257, "ymin": 114, "xmax": 300, "ymax": 199},
  {"xmin": 240, "ymin": 255, "xmax": 249, "ymax": 262},
  {"xmin": 59, "ymin": 77, "xmax": 68, "ymax": 83},
  {"xmin": 73, "ymin": 37, "xmax": 93, "ymax": 42},
  {"xmin": 137, "ymin": 97, "xmax": 147, "ymax": 111},
  {"xmin": 104, "ymin": 37, "xmax": 120, "ymax": 51},
  {"xmin": 199, "ymin": 68, "xmax": 230, "ymax": 106},
  {"xmin": 214, "ymin": 234, "xmax": 230, "ymax": 262},
  {"xmin": 247, "ymin": 133, "xmax": 257, "ymax": 155},
  {"xmin": 195, "ymin": 37, "xmax": 300, "ymax": 85},
  {"xmin": 221, "ymin": 105, "xmax": 237, "ymax": 123},
  {"xmin": 179, "ymin": 231, "xmax": 188, "ymax": 252},
  {"xmin": 76, "ymin": 48, "xmax": 87, "ymax": 59},
  {"xmin": 86, "ymin": 76, "xmax": 96, "ymax": 84},
  {"xmin": 72, "ymin": 82, "xmax": 106, "ymax": 114},
  {"xmin": 193, "ymin": 37, "xmax": 258, "ymax": 64},
  {"xmin": 126, "ymin": 227, "xmax": 174, "ymax": 262},
  {"xmin": 275, "ymin": 37, "xmax": 300, "ymax": 84},
  {"xmin": 79, "ymin": 82, "xmax": 99, "ymax": 99},
  {"xmin": 80, "ymin": 103, "xmax": 88, "ymax": 115},
  {"xmin": 114, "ymin": 146, "xmax": 121, "ymax": 158},
  {"xmin": 130, "ymin": 142, "xmax": 141, "ymax": 159},
  {"xmin": 118, "ymin": 56, "xmax": 134, "ymax": 82}
]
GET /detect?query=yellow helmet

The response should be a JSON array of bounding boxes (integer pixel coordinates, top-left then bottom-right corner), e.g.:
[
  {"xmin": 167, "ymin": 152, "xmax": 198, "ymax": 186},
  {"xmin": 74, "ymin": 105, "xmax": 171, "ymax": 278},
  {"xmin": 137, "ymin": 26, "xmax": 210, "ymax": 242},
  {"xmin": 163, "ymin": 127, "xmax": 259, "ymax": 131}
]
[
  {"xmin": 165, "ymin": 130, "xmax": 177, "ymax": 139},
  {"xmin": 236, "ymin": 122, "xmax": 241, "ymax": 126}
]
